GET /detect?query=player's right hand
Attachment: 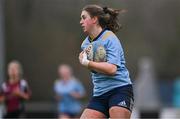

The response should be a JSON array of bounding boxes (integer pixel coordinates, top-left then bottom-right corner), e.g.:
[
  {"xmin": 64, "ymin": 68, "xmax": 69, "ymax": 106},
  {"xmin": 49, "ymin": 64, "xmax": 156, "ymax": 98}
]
[{"xmin": 79, "ymin": 51, "xmax": 90, "ymax": 67}]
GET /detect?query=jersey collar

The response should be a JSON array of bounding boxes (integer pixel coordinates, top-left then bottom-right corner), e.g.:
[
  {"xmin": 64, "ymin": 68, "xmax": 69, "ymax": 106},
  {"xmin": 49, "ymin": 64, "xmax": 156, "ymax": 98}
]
[{"xmin": 88, "ymin": 28, "xmax": 108, "ymax": 43}]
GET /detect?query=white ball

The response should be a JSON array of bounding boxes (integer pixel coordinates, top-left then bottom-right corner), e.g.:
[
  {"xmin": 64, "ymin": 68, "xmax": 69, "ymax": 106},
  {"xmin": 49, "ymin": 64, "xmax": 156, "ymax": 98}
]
[
  {"xmin": 85, "ymin": 43, "xmax": 106, "ymax": 62},
  {"xmin": 94, "ymin": 45, "xmax": 106, "ymax": 62}
]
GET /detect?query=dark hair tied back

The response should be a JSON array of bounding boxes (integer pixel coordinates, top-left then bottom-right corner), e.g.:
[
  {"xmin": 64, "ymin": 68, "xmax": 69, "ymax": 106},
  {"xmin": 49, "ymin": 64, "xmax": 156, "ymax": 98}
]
[
  {"xmin": 83, "ymin": 5, "xmax": 124, "ymax": 33},
  {"xmin": 103, "ymin": 7, "xmax": 108, "ymax": 14}
]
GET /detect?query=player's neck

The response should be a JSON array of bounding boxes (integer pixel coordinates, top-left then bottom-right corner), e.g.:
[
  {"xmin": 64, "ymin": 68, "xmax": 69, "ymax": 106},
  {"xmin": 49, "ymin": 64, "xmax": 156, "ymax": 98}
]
[
  {"xmin": 9, "ymin": 77, "xmax": 19, "ymax": 84},
  {"xmin": 89, "ymin": 26, "xmax": 103, "ymax": 40}
]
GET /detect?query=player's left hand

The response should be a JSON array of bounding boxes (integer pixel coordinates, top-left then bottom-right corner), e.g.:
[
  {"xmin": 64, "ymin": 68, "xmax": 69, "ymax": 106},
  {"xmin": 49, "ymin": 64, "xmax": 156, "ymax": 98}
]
[
  {"xmin": 79, "ymin": 51, "xmax": 90, "ymax": 67},
  {"xmin": 12, "ymin": 87, "xmax": 22, "ymax": 96}
]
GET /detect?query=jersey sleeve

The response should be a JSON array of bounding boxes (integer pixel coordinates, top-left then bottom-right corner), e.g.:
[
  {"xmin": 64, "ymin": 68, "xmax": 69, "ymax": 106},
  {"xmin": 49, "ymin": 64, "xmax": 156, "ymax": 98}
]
[
  {"xmin": 81, "ymin": 37, "xmax": 89, "ymax": 51},
  {"xmin": 0, "ymin": 82, "xmax": 6, "ymax": 95},
  {"xmin": 105, "ymin": 35, "xmax": 123, "ymax": 67},
  {"xmin": 54, "ymin": 80, "xmax": 64, "ymax": 96},
  {"xmin": 20, "ymin": 79, "xmax": 31, "ymax": 95}
]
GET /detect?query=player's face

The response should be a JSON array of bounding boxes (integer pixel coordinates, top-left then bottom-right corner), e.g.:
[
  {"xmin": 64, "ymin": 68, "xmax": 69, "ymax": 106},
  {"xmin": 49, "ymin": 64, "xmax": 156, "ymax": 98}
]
[
  {"xmin": 8, "ymin": 63, "xmax": 20, "ymax": 79},
  {"xmin": 58, "ymin": 66, "xmax": 71, "ymax": 80},
  {"xmin": 80, "ymin": 10, "xmax": 94, "ymax": 33}
]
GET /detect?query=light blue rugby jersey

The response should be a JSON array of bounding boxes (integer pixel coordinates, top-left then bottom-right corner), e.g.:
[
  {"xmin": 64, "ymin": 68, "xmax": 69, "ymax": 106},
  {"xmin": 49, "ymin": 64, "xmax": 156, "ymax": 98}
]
[
  {"xmin": 54, "ymin": 78, "xmax": 85, "ymax": 113},
  {"xmin": 81, "ymin": 29, "xmax": 132, "ymax": 96}
]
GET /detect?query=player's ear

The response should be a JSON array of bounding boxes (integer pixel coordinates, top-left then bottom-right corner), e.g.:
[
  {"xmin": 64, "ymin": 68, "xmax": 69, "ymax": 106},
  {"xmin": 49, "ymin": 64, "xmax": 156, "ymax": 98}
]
[{"xmin": 92, "ymin": 16, "xmax": 98, "ymax": 24}]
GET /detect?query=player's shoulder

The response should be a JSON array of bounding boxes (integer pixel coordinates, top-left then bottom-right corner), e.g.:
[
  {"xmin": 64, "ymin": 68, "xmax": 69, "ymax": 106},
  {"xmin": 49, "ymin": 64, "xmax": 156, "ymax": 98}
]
[
  {"xmin": 101, "ymin": 30, "xmax": 117, "ymax": 41},
  {"xmin": 81, "ymin": 36, "xmax": 89, "ymax": 45},
  {"xmin": 81, "ymin": 36, "xmax": 90, "ymax": 50},
  {"xmin": 1, "ymin": 82, "xmax": 7, "ymax": 90},
  {"xmin": 20, "ymin": 79, "xmax": 28, "ymax": 86}
]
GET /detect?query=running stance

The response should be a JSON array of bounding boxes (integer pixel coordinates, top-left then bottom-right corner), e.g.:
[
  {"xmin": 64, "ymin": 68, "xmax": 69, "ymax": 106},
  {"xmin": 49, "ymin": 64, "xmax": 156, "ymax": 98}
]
[{"xmin": 79, "ymin": 4, "xmax": 134, "ymax": 119}]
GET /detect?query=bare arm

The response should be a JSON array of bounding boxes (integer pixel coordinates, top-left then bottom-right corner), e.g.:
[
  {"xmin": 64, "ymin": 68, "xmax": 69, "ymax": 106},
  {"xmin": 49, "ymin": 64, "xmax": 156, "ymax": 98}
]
[
  {"xmin": 13, "ymin": 87, "xmax": 31, "ymax": 100},
  {"xmin": 70, "ymin": 92, "xmax": 84, "ymax": 99},
  {"xmin": 88, "ymin": 61, "xmax": 117, "ymax": 75},
  {"xmin": 0, "ymin": 95, "xmax": 5, "ymax": 102},
  {"xmin": 18, "ymin": 92, "xmax": 30, "ymax": 100}
]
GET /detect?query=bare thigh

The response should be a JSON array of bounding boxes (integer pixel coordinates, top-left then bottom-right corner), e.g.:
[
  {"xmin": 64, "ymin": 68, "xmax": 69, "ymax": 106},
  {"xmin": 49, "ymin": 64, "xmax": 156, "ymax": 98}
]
[
  {"xmin": 109, "ymin": 106, "xmax": 131, "ymax": 119},
  {"xmin": 80, "ymin": 108, "xmax": 106, "ymax": 119},
  {"xmin": 58, "ymin": 114, "xmax": 70, "ymax": 119}
]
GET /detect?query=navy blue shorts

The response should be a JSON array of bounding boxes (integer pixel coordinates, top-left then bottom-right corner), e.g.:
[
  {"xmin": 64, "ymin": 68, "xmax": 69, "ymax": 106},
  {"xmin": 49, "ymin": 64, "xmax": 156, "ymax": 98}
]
[{"xmin": 87, "ymin": 85, "xmax": 134, "ymax": 118}]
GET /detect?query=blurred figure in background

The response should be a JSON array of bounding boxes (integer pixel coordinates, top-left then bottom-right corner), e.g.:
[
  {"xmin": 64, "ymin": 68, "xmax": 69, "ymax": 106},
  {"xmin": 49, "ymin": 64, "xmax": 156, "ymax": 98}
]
[
  {"xmin": 0, "ymin": 60, "xmax": 31, "ymax": 118},
  {"xmin": 54, "ymin": 64, "xmax": 85, "ymax": 119},
  {"xmin": 133, "ymin": 57, "xmax": 160, "ymax": 118},
  {"xmin": 173, "ymin": 76, "xmax": 180, "ymax": 108},
  {"xmin": 160, "ymin": 76, "xmax": 180, "ymax": 119}
]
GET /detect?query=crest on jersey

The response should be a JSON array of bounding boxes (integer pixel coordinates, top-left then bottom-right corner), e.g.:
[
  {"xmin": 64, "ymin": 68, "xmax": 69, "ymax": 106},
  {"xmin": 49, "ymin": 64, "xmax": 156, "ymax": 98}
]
[{"xmin": 94, "ymin": 45, "xmax": 106, "ymax": 62}]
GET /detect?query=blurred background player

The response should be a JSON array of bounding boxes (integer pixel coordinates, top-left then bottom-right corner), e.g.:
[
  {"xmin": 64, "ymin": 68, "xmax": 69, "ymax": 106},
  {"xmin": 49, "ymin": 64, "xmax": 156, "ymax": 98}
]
[
  {"xmin": 54, "ymin": 64, "xmax": 85, "ymax": 119},
  {"xmin": 0, "ymin": 60, "xmax": 31, "ymax": 118},
  {"xmin": 79, "ymin": 4, "xmax": 134, "ymax": 119}
]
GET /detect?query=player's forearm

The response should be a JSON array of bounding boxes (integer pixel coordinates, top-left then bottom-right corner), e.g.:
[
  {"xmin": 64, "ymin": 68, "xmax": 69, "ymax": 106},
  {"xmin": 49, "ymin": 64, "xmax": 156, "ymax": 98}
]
[
  {"xmin": 19, "ymin": 92, "xmax": 30, "ymax": 100},
  {"xmin": 0, "ymin": 96, "xmax": 5, "ymax": 102},
  {"xmin": 88, "ymin": 61, "xmax": 117, "ymax": 75},
  {"xmin": 70, "ymin": 92, "xmax": 84, "ymax": 99}
]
